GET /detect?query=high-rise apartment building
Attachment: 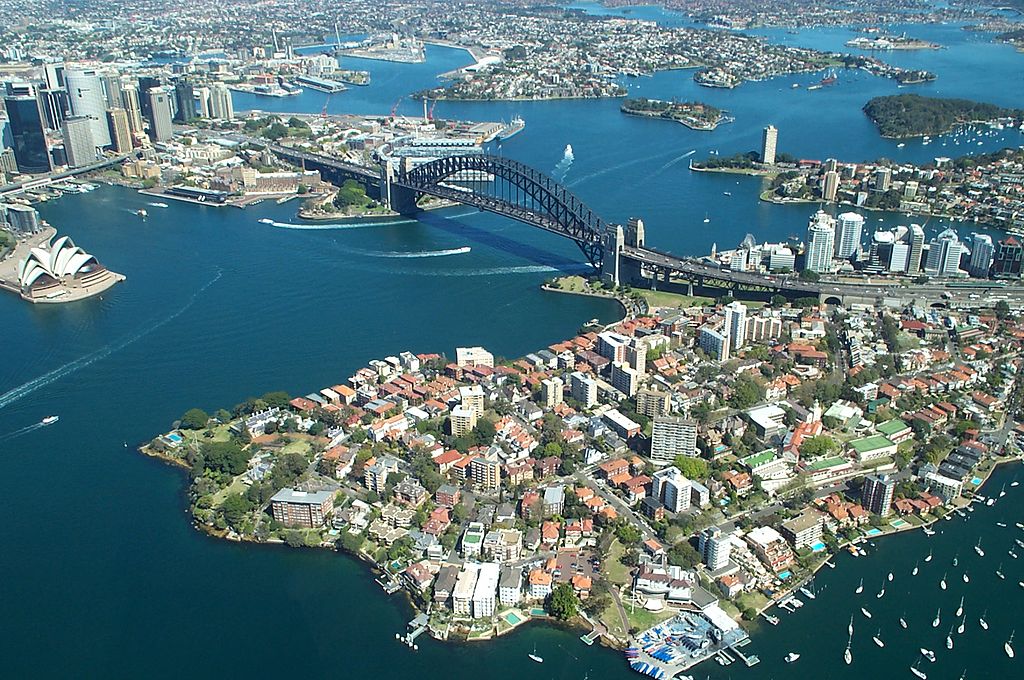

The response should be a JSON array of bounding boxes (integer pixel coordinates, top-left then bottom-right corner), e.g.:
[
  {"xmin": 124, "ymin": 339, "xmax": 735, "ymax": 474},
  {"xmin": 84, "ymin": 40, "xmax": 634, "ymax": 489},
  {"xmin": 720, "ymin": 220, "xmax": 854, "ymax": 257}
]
[
  {"xmin": 861, "ymin": 474, "xmax": 895, "ymax": 517},
  {"xmin": 805, "ymin": 210, "xmax": 836, "ymax": 273},
  {"xmin": 761, "ymin": 125, "xmax": 777, "ymax": 165},
  {"xmin": 650, "ymin": 415, "xmax": 697, "ymax": 463},
  {"xmin": 835, "ymin": 212, "xmax": 864, "ymax": 259}
]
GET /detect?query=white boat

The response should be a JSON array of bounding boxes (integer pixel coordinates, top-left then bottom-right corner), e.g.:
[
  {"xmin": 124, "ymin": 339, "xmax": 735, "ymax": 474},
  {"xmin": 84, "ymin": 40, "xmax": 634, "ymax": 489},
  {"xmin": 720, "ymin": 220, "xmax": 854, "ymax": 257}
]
[
  {"xmin": 911, "ymin": 662, "xmax": 928, "ymax": 679},
  {"xmin": 528, "ymin": 645, "xmax": 543, "ymax": 663},
  {"xmin": 147, "ymin": 202, "xmax": 169, "ymax": 208},
  {"xmin": 1011, "ymin": 550, "xmax": 1019, "ymax": 559},
  {"xmin": 1012, "ymin": 481, "xmax": 1020, "ymax": 488},
  {"xmin": 956, "ymin": 597, "xmax": 964, "ymax": 617},
  {"xmin": 136, "ymin": 209, "xmax": 147, "ymax": 217},
  {"xmin": 844, "ymin": 646, "xmax": 852, "ymax": 665},
  {"xmin": 953, "ymin": 553, "xmax": 959, "ymax": 567},
  {"xmin": 861, "ymin": 607, "xmax": 872, "ymax": 619},
  {"xmin": 923, "ymin": 527, "xmax": 936, "ymax": 537},
  {"xmin": 940, "ymin": 574, "xmax": 947, "ymax": 590},
  {"xmin": 933, "ymin": 609, "xmax": 941, "ymax": 628},
  {"xmin": 912, "ymin": 563, "xmax": 919, "ymax": 576},
  {"xmin": 900, "ymin": 616, "xmax": 908, "ymax": 629},
  {"xmin": 986, "ymin": 498, "xmax": 995, "ymax": 506},
  {"xmin": 897, "ymin": 142, "xmax": 906, "ymax": 148},
  {"xmin": 785, "ymin": 652, "xmax": 800, "ymax": 663},
  {"xmin": 997, "ymin": 522, "xmax": 1007, "ymax": 528},
  {"xmin": 849, "ymin": 615, "xmax": 855, "ymax": 637},
  {"xmin": 888, "ymin": 572, "xmax": 894, "ymax": 582},
  {"xmin": 975, "ymin": 539, "xmax": 985, "ymax": 557},
  {"xmin": 1019, "ymin": 581, "xmax": 1024, "ymax": 589},
  {"xmin": 877, "ymin": 588, "xmax": 885, "ymax": 599},
  {"xmin": 1016, "ymin": 539, "xmax": 1024, "ymax": 548},
  {"xmin": 855, "ymin": 578, "xmax": 864, "ymax": 594},
  {"xmin": 946, "ymin": 627, "xmax": 954, "ymax": 650},
  {"xmin": 1006, "ymin": 631, "xmax": 1015, "ymax": 658},
  {"xmin": 980, "ymin": 614, "xmax": 989, "ymax": 630},
  {"xmin": 921, "ymin": 648, "xmax": 936, "ymax": 663},
  {"xmin": 873, "ymin": 631, "xmax": 885, "ymax": 648},
  {"xmin": 957, "ymin": 616, "xmax": 965, "ymax": 635},
  {"xmin": 40, "ymin": 415, "xmax": 59, "ymax": 426},
  {"xmin": 925, "ymin": 550, "xmax": 933, "ymax": 562},
  {"xmin": 997, "ymin": 564, "xmax": 1005, "ymax": 579},
  {"xmin": 963, "ymin": 572, "xmax": 969, "ymax": 583}
]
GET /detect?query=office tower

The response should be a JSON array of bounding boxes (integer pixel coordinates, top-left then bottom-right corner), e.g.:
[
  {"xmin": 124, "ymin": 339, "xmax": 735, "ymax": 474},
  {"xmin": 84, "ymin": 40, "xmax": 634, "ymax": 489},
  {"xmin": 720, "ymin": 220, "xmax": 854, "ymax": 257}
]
[
  {"xmin": 761, "ymin": 125, "xmax": 777, "ymax": 165},
  {"xmin": 724, "ymin": 301, "xmax": 747, "ymax": 351},
  {"xmin": 650, "ymin": 415, "xmax": 697, "ymax": 463},
  {"xmin": 968, "ymin": 234, "xmax": 994, "ymax": 279},
  {"xmin": 0, "ymin": 118, "xmax": 9, "ymax": 148},
  {"xmin": 106, "ymin": 108, "xmax": 132, "ymax": 153},
  {"xmin": 61, "ymin": 115, "xmax": 96, "ymax": 168},
  {"xmin": 146, "ymin": 87, "xmax": 174, "ymax": 142},
  {"xmin": 119, "ymin": 85, "xmax": 145, "ymax": 136},
  {"xmin": 209, "ymin": 82, "xmax": 234, "ymax": 120},
  {"xmin": 5, "ymin": 203, "xmax": 42, "ymax": 233},
  {"xmin": 822, "ymin": 170, "xmax": 840, "ymax": 201},
  {"xmin": 540, "ymin": 377, "xmax": 564, "ymax": 408},
  {"xmin": 64, "ymin": 68, "xmax": 112, "ymax": 148},
  {"xmin": 698, "ymin": 325, "xmax": 729, "ymax": 361},
  {"xmin": 805, "ymin": 210, "xmax": 836, "ymax": 273},
  {"xmin": 835, "ymin": 212, "xmax": 864, "ymax": 259},
  {"xmin": 137, "ymin": 76, "xmax": 161, "ymax": 119},
  {"xmin": 194, "ymin": 86, "xmax": 211, "ymax": 118},
  {"xmin": 101, "ymin": 73, "xmax": 122, "ymax": 107},
  {"xmin": 699, "ymin": 527, "xmax": 731, "ymax": 570},
  {"xmin": 874, "ymin": 167, "xmax": 891, "ymax": 192},
  {"xmin": 925, "ymin": 228, "xmax": 968, "ymax": 277},
  {"xmin": 862, "ymin": 474, "xmax": 895, "ymax": 517},
  {"xmin": 43, "ymin": 63, "xmax": 65, "ymax": 90},
  {"xmin": 569, "ymin": 371, "xmax": 597, "ymax": 409},
  {"xmin": 38, "ymin": 86, "xmax": 68, "ymax": 130},
  {"xmin": 4, "ymin": 85, "xmax": 52, "ymax": 173},
  {"xmin": 907, "ymin": 224, "xmax": 925, "ymax": 274},
  {"xmin": 993, "ymin": 236, "xmax": 1023, "ymax": 278},
  {"xmin": 173, "ymin": 79, "xmax": 195, "ymax": 122}
]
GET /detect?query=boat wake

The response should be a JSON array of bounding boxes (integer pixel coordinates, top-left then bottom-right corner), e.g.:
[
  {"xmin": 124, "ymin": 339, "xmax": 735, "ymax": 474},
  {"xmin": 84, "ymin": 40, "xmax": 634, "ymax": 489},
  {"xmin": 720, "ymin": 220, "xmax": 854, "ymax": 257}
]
[
  {"xmin": 426, "ymin": 263, "xmax": 591, "ymax": 277},
  {"xmin": 262, "ymin": 218, "xmax": 417, "ymax": 230},
  {"xmin": 553, "ymin": 144, "xmax": 575, "ymax": 181},
  {"xmin": 566, "ymin": 145, "xmax": 686, "ymax": 188},
  {"xmin": 0, "ymin": 269, "xmax": 223, "ymax": 411},
  {"xmin": 364, "ymin": 246, "xmax": 472, "ymax": 258},
  {"xmin": 0, "ymin": 421, "xmax": 46, "ymax": 443},
  {"xmin": 146, "ymin": 202, "xmax": 170, "ymax": 208}
]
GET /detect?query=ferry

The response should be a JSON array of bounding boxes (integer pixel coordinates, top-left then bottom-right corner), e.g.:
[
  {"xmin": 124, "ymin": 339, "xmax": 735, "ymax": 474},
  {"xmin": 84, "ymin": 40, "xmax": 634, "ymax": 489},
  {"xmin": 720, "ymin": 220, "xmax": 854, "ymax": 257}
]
[
  {"xmin": 41, "ymin": 415, "xmax": 59, "ymax": 426},
  {"xmin": 785, "ymin": 652, "xmax": 800, "ymax": 663},
  {"xmin": 921, "ymin": 648, "xmax": 936, "ymax": 663},
  {"xmin": 911, "ymin": 662, "xmax": 928, "ymax": 679},
  {"xmin": 1006, "ymin": 631, "xmax": 1015, "ymax": 658}
]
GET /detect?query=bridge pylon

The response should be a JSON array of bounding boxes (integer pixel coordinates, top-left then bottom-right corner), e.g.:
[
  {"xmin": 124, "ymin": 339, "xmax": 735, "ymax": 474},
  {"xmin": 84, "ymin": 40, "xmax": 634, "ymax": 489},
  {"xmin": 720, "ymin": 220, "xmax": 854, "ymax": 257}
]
[{"xmin": 382, "ymin": 161, "xmax": 420, "ymax": 214}]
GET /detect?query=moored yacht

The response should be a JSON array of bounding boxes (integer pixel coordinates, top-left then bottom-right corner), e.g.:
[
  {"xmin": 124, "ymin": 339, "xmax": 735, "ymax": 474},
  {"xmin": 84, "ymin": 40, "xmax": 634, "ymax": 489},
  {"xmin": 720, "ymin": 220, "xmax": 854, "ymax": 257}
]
[{"xmin": 933, "ymin": 609, "xmax": 941, "ymax": 628}]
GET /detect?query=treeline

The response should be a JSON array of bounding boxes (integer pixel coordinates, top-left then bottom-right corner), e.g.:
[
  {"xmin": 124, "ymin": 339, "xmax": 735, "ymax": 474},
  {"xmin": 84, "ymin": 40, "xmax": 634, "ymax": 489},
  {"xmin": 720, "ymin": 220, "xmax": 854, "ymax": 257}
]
[{"xmin": 863, "ymin": 94, "xmax": 1024, "ymax": 138}]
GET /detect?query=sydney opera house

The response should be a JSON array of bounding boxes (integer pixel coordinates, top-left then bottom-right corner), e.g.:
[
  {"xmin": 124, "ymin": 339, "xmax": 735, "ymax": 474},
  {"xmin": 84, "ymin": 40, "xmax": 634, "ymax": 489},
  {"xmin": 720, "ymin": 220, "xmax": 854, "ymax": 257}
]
[{"xmin": 14, "ymin": 234, "xmax": 124, "ymax": 302}]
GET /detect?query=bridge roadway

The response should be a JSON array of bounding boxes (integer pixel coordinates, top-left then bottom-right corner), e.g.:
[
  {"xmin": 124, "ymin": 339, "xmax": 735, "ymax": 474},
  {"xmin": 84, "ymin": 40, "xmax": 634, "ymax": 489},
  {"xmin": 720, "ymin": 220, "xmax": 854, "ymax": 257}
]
[{"xmin": 258, "ymin": 141, "xmax": 379, "ymax": 183}]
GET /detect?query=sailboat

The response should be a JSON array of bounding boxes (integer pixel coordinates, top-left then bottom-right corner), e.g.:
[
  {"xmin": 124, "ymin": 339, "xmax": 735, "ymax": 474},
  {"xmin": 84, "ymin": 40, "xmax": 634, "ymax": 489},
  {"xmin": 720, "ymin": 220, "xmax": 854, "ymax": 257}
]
[
  {"xmin": 849, "ymin": 615, "xmax": 855, "ymax": 637},
  {"xmin": 702, "ymin": 213, "xmax": 710, "ymax": 224},
  {"xmin": 877, "ymin": 587, "xmax": 885, "ymax": 599},
  {"xmin": 963, "ymin": 572, "xmax": 969, "ymax": 583},
  {"xmin": 956, "ymin": 596, "xmax": 964, "ymax": 618},
  {"xmin": 799, "ymin": 579, "xmax": 817, "ymax": 600},
  {"xmin": 1006, "ymin": 630, "xmax": 1015, "ymax": 658},
  {"xmin": 957, "ymin": 616, "xmax": 966, "ymax": 635},
  {"xmin": 999, "ymin": 484, "xmax": 1006, "ymax": 498},
  {"xmin": 980, "ymin": 610, "xmax": 989, "ymax": 630},
  {"xmin": 528, "ymin": 645, "xmax": 543, "ymax": 663},
  {"xmin": 873, "ymin": 630, "xmax": 885, "ymax": 648},
  {"xmin": 861, "ymin": 607, "xmax": 872, "ymax": 619},
  {"xmin": 946, "ymin": 625, "xmax": 954, "ymax": 650},
  {"xmin": 953, "ymin": 552, "xmax": 959, "ymax": 567},
  {"xmin": 900, "ymin": 615, "xmax": 909, "ymax": 629},
  {"xmin": 910, "ymin": 661, "xmax": 928, "ymax": 679},
  {"xmin": 925, "ymin": 549, "xmax": 933, "ymax": 562},
  {"xmin": 940, "ymin": 574, "xmax": 947, "ymax": 590},
  {"xmin": 933, "ymin": 609, "xmax": 941, "ymax": 628},
  {"xmin": 855, "ymin": 578, "xmax": 864, "ymax": 594},
  {"xmin": 912, "ymin": 562, "xmax": 919, "ymax": 576},
  {"xmin": 888, "ymin": 572, "xmax": 894, "ymax": 582},
  {"xmin": 997, "ymin": 564, "xmax": 1005, "ymax": 579},
  {"xmin": 975, "ymin": 539, "xmax": 985, "ymax": 557}
]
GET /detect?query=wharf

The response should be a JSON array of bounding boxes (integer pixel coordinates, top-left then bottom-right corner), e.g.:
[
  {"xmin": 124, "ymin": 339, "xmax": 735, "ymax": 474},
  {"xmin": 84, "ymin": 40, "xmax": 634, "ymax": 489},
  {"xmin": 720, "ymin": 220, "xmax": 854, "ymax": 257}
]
[{"xmin": 397, "ymin": 613, "xmax": 429, "ymax": 650}]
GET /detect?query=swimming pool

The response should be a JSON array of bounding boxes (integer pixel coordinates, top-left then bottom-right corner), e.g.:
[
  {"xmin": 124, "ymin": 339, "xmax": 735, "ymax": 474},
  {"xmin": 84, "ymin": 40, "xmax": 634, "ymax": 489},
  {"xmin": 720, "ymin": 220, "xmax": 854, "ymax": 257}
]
[
  {"xmin": 810, "ymin": 541, "xmax": 826, "ymax": 552},
  {"xmin": 890, "ymin": 519, "xmax": 909, "ymax": 529},
  {"xmin": 166, "ymin": 433, "xmax": 183, "ymax": 443},
  {"xmin": 505, "ymin": 612, "xmax": 522, "ymax": 626},
  {"xmin": 865, "ymin": 528, "xmax": 882, "ymax": 537},
  {"xmin": 971, "ymin": 476, "xmax": 983, "ymax": 486},
  {"xmin": 778, "ymin": 570, "xmax": 792, "ymax": 580}
]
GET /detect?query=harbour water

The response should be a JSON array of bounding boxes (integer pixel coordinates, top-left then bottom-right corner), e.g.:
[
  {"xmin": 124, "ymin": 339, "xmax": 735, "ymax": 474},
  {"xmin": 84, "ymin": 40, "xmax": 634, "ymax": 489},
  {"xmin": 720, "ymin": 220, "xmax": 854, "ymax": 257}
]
[{"xmin": 2, "ymin": 5, "xmax": 1024, "ymax": 677}]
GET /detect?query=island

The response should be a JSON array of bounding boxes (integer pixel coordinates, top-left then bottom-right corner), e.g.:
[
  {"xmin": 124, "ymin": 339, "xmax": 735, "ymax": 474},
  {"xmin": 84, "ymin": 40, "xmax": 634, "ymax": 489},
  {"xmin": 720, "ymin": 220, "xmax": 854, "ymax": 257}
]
[
  {"xmin": 620, "ymin": 98, "xmax": 731, "ymax": 130},
  {"xmin": 845, "ymin": 34, "xmax": 942, "ymax": 51},
  {"xmin": 863, "ymin": 94, "xmax": 1024, "ymax": 139}
]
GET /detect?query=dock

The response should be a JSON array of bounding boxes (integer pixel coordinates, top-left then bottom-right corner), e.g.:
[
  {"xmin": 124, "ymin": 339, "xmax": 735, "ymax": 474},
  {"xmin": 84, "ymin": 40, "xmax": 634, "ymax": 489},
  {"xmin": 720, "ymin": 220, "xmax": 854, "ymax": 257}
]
[
  {"xmin": 397, "ymin": 613, "xmax": 429, "ymax": 650},
  {"xmin": 375, "ymin": 576, "xmax": 401, "ymax": 594},
  {"xmin": 294, "ymin": 74, "xmax": 348, "ymax": 93}
]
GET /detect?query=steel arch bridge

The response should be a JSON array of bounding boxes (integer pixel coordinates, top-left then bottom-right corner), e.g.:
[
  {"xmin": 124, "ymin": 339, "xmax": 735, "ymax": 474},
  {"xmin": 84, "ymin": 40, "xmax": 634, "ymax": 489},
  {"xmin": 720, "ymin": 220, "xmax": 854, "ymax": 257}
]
[{"xmin": 394, "ymin": 154, "xmax": 608, "ymax": 267}]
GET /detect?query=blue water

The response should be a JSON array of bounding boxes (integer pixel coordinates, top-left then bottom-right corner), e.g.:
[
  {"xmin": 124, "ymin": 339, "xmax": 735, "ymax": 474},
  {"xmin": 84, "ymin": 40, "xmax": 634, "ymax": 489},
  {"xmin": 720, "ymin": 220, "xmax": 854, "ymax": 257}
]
[{"xmin": 2, "ymin": 9, "xmax": 1024, "ymax": 678}]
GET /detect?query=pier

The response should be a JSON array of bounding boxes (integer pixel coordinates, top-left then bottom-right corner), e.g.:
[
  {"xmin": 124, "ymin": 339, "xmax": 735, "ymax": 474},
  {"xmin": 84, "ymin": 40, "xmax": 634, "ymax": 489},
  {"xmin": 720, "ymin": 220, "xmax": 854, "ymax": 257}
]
[
  {"xmin": 294, "ymin": 74, "xmax": 348, "ymax": 93},
  {"xmin": 397, "ymin": 613, "xmax": 429, "ymax": 650}
]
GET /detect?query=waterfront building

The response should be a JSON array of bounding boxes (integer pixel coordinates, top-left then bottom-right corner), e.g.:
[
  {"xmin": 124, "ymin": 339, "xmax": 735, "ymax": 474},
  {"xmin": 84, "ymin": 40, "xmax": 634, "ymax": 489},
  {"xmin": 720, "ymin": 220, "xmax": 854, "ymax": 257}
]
[
  {"xmin": 924, "ymin": 228, "xmax": 968, "ymax": 277},
  {"xmin": 780, "ymin": 509, "xmax": 824, "ymax": 549},
  {"xmin": 994, "ymin": 236, "xmax": 1023, "ymax": 278},
  {"xmin": 923, "ymin": 471, "xmax": 963, "ymax": 503},
  {"xmin": 209, "ymin": 82, "xmax": 234, "ymax": 121},
  {"xmin": 745, "ymin": 526, "xmax": 795, "ymax": 572},
  {"xmin": 528, "ymin": 568, "xmax": 552, "ymax": 600},
  {"xmin": 835, "ymin": 212, "xmax": 864, "ymax": 259},
  {"xmin": 64, "ymin": 68, "xmax": 112, "ymax": 148},
  {"xmin": 459, "ymin": 384, "xmax": 485, "ymax": 416},
  {"xmin": 4, "ymin": 85, "xmax": 52, "ymax": 173},
  {"xmin": 861, "ymin": 473, "xmax": 895, "ymax": 517},
  {"xmin": 472, "ymin": 562, "xmax": 499, "ymax": 618},
  {"xmin": 698, "ymin": 325, "xmax": 729, "ymax": 362},
  {"xmin": 570, "ymin": 371, "xmax": 597, "ymax": 408},
  {"xmin": 699, "ymin": 526, "xmax": 731, "ymax": 570},
  {"xmin": 450, "ymin": 405, "xmax": 477, "ymax": 437},
  {"xmin": 650, "ymin": 415, "xmax": 697, "ymax": 463},
  {"xmin": 269, "ymin": 488, "xmax": 334, "ymax": 528},
  {"xmin": 61, "ymin": 115, "xmax": 96, "ymax": 168},
  {"xmin": 908, "ymin": 224, "xmax": 925, "ymax": 274},
  {"xmin": 106, "ymin": 108, "xmax": 132, "ymax": 153},
  {"xmin": 498, "ymin": 566, "xmax": 523, "ymax": 607},
  {"xmin": 610, "ymin": 361, "xmax": 640, "ymax": 397},
  {"xmin": 651, "ymin": 466, "xmax": 691, "ymax": 513},
  {"xmin": 805, "ymin": 210, "xmax": 835, "ymax": 273},
  {"xmin": 636, "ymin": 388, "xmax": 671, "ymax": 418},
  {"xmin": 452, "ymin": 563, "xmax": 480, "ymax": 616},
  {"xmin": 968, "ymin": 233, "xmax": 995, "ymax": 278},
  {"xmin": 5, "ymin": 203, "xmax": 41, "ymax": 234},
  {"xmin": 903, "ymin": 180, "xmax": 919, "ymax": 199},
  {"xmin": 456, "ymin": 346, "xmax": 493, "ymax": 368},
  {"xmin": 822, "ymin": 170, "xmax": 839, "ymax": 202},
  {"xmin": 540, "ymin": 376, "xmax": 563, "ymax": 408},
  {"xmin": 146, "ymin": 87, "xmax": 174, "ymax": 142},
  {"xmin": 724, "ymin": 301, "xmax": 747, "ymax": 351},
  {"xmin": 761, "ymin": 124, "xmax": 777, "ymax": 165},
  {"xmin": 874, "ymin": 167, "xmax": 891, "ymax": 192},
  {"xmin": 767, "ymin": 246, "xmax": 795, "ymax": 272},
  {"xmin": 173, "ymin": 79, "xmax": 195, "ymax": 122}
]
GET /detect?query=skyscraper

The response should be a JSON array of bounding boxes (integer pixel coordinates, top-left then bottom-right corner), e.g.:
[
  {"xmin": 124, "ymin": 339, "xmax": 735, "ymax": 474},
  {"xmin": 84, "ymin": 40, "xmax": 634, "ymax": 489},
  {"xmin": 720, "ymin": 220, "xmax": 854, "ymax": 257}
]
[
  {"xmin": 805, "ymin": 210, "xmax": 836, "ymax": 273},
  {"xmin": 650, "ymin": 415, "xmax": 697, "ymax": 463},
  {"xmin": 119, "ymin": 85, "xmax": 145, "ymax": 136},
  {"xmin": 64, "ymin": 68, "xmax": 112, "ymax": 148},
  {"xmin": 822, "ymin": 170, "xmax": 840, "ymax": 202},
  {"xmin": 724, "ymin": 301, "xmax": 747, "ymax": 351},
  {"xmin": 61, "ymin": 115, "xmax": 97, "ymax": 168},
  {"xmin": 38, "ymin": 86, "xmax": 68, "ymax": 130},
  {"xmin": 173, "ymin": 79, "xmax": 195, "ymax": 122},
  {"xmin": 993, "ymin": 236, "xmax": 1023, "ymax": 278},
  {"xmin": 146, "ymin": 87, "xmax": 174, "ymax": 142},
  {"xmin": 4, "ymin": 85, "xmax": 52, "ymax": 173},
  {"xmin": 907, "ymin": 224, "xmax": 925, "ymax": 274},
  {"xmin": 137, "ymin": 76, "xmax": 162, "ymax": 120},
  {"xmin": 209, "ymin": 82, "xmax": 234, "ymax": 121},
  {"xmin": 194, "ymin": 86, "xmax": 211, "ymax": 118},
  {"xmin": 925, "ymin": 228, "xmax": 968, "ymax": 277},
  {"xmin": 761, "ymin": 125, "xmax": 778, "ymax": 165},
  {"xmin": 699, "ymin": 527, "xmax": 731, "ymax": 570},
  {"xmin": 968, "ymin": 233, "xmax": 995, "ymax": 279},
  {"xmin": 106, "ymin": 108, "xmax": 133, "ymax": 153},
  {"xmin": 862, "ymin": 474, "xmax": 895, "ymax": 517},
  {"xmin": 874, "ymin": 167, "xmax": 891, "ymax": 192},
  {"xmin": 101, "ymin": 73, "xmax": 122, "ymax": 107},
  {"xmin": 835, "ymin": 212, "xmax": 864, "ymax": 259}
]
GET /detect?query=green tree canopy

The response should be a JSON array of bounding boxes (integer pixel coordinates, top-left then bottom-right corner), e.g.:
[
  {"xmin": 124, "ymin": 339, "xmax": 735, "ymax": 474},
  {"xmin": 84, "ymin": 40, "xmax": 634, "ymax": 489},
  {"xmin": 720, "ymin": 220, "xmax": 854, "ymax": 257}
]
[
  {"xmin": 673, "ymin": 455, "xmax": 709, "ymax": 480},
  {"xmin": 180, "ymin": 408, "xmax": 210, "ymax": 430},
  {"xmin": 201, "ymin": 441, "xmax": 249, "ymax": 476},
  {"xmin": 547, "ymin": 583, "xmax": 580, "ymax": 620},
  {"xmin": 800, "ymin": 435, "xmax": 836, "ymax": 458}
]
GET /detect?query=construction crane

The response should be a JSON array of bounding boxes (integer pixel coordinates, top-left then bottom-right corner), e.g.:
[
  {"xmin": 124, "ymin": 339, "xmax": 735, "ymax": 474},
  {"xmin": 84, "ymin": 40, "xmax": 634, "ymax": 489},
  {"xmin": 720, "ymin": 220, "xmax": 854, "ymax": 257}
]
[
  {"xmin": 321, "ymin": 92, "xmax": 331, "ymax": 118},
  {"xmin": 390, "ymin": 96, "xmax": 403, "ymax": 120},
  {"xmin": 428, "ymin": 100, "xmax": 437, "ymax": 121}
]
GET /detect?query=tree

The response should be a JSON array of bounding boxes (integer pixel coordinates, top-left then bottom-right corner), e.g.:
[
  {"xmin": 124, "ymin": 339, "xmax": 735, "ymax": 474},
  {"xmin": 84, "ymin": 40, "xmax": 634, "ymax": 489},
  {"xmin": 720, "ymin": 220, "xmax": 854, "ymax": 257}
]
[
  {"xmin": 667, "ymin": 541, "xmax": 700, "ymax": 568},
  {"xmin": 180, "ymin": 408, "xmax": 210, "ymax": 430},
  {"xmin": 543, "ymin": 442, "xmax": 563, "ymax": 458},
  {"xmin": 800, "ymin": 435, "xmax": 836, "ymax": 458},
  {"xmin": 547, "ymin": 583, "xmax": 579, "ymax": 620},
  {"xmin": 730, "ymin": 374, "xmax": 765, "ymax": 409},
  {"xmin": 996, "ymin": 300, "xmax": 1011, "ymax": 320},
  {"xmin": 338, "ymin": 531, "xmax": 365, "ymax": 553},
  {"xmin": 220, "ymin": 492, "xmax": 253, "ymax": 528},
  {"xmin": 799, "ymin": 269, "xmax": 821, "ymax": 282},
  {"xmin": 673, "ymin": 455, "xmax": 709, "ymax": 480},
  {"xmin": 615, "ymin": 522, "xmax": 642, "ymax": 545},
  {"xmin": 200, "ymin": 441, "xmax": 249, "ymax": 476}
]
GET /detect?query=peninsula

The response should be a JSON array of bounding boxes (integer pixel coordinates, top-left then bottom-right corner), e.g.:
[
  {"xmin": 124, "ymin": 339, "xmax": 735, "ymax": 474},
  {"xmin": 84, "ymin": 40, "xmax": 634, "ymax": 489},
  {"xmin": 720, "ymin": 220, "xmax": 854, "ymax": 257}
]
[
  {"xmin": 620, "ymin": 98, "xmax": 730, "ymax": 131},
  {"xmin": 863, "ymin": 94, "xmax": 1024, "ymax": 139}
]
